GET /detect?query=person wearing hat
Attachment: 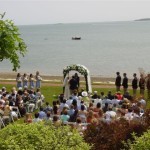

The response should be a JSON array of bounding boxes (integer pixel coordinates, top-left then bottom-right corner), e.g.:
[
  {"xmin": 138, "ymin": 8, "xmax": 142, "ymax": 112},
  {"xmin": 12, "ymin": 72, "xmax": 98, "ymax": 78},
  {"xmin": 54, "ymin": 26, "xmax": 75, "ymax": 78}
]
[
  {"xmin": 81, "ymin": 91, "xmax": 90, "ymax": 106},
  {"xmin": 122, "ymin": 73, "xmax": 128, "ymax": 94},
  {"xmin": 115, "ymin": 72, "xmax": 121, "ymax": 92},
  {"xmin": 132, "ymin": 73, "xmax": 138, "ymax": 97}
]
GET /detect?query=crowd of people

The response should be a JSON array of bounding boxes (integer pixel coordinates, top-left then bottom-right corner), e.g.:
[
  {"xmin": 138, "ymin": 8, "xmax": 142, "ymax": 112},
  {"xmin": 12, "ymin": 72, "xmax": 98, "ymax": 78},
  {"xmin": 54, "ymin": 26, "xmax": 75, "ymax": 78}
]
[
  {"xmin": 0, "ymin": 71, "xmax": 149, "ymax": 134},
  {"xmin": 16, "ymin": 71, "xmax": 42, "ymax": 89},
  {"xmin": 0, "ymin": 86, "xmax": 44, "ymax": 128},
  {"xmin": 115, "ymin": 72, "xmax": 150, "ymax": 99},
  {"xmin": 24, "ymin": 88, "xmax": 146, "ymax": 134}
]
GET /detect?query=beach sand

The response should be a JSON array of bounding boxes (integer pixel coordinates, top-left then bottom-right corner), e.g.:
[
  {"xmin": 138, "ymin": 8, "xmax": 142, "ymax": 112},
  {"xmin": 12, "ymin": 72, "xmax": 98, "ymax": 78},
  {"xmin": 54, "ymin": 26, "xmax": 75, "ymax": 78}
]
[{"xmin": 0, "ymin": 72, "xmax": 134, "ymax": 89}]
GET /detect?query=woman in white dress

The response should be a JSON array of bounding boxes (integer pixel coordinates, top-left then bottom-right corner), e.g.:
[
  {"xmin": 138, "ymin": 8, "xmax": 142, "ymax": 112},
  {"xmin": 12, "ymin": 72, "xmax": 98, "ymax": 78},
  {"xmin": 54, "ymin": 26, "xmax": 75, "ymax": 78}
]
[
  {"xmin": 63, "ymin": 76, "xmax": 70, "ymax": 100},
  {"xmin": 23, "ymin": 73, "xmax": 28, "ymax": 88},
  {"xmin": 35, "ymin": 71, "xmax": 42, "ymax": 88},
  {"xmin": 16, "ymin": 73, "xmax": 22, "ymax": 88}
]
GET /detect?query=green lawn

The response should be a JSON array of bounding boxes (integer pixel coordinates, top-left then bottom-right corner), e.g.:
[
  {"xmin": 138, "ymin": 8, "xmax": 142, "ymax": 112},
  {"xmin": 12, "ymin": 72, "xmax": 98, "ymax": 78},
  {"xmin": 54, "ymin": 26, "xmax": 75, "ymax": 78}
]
[{"xmin": 1, "ymin": 83, "xmax": 149, "ymax": 107}]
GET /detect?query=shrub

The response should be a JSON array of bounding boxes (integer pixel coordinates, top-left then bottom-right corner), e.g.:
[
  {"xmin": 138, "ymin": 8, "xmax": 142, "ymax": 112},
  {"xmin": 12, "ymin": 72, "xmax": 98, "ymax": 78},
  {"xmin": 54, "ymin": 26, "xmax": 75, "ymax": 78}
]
[
  {"xmin": 0, "ymin": 123, "xmax": 90, "ymax": 150},
  {"xmin": 84, "ymin": 119, "xmax": 148, "ymax": 150},
  {"xmin": 130, "ymin": 129, "xmax": 150, "ymax": 150}
]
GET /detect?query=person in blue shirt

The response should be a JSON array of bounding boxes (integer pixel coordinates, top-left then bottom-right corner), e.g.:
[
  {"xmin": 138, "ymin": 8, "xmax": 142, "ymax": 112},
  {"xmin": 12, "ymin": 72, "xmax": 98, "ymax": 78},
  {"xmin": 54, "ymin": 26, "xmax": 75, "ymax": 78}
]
[{"xmin": 38, "ymin": 107, "xmax": 46, "ymax": 120}]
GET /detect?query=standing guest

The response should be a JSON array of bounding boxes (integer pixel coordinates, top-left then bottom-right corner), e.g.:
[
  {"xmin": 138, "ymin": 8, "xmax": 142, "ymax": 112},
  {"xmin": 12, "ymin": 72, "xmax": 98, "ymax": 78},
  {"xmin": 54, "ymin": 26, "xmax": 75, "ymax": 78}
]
[
  {"xmin": 35, "ymin": 71, "xmax": 42, "ymax": 89},
  {"xmin": 29, "ymin": 74, "xmax": 35, "ymax": 88},
  {"xmin": 122, "ymin": 73, "xmax": 128, "ymax": 94},
  {"xmin": 115, "ymin": 72, "xmax": 121, "ymax": 92},
  {"xmin": 16, "ymin": 73, "xmax": 22, "ymax": 88},
  {"xmin": 139, "ymin": 74, "xmax": 145, "ymax": 96},
  {"xmin": 22, "ymin": 73, "xmax": 28, "ymax": 88},
  {"xmin": 74, "ymin": 73, "xmax": 80, "ymax": 89},
  {"xmin": 146, "ymin": 74, "xmax": 150, "ymax": 100},
  {"xmin": 132, "ymin": 73, "xmax": 138, "ymax": 97}
]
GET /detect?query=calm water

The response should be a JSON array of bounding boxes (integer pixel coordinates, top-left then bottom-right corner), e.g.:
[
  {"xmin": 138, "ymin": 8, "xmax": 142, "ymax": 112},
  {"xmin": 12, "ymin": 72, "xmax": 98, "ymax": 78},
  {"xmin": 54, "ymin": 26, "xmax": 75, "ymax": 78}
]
[{"xmin": 1, "ymin": 21, "xmax": 150, "ymax": 78}]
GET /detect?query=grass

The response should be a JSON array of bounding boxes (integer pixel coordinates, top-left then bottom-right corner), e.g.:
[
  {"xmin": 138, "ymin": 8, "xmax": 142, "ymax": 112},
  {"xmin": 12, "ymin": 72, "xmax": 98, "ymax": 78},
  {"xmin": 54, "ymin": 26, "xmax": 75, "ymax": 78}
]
[{"xmin": 1, "ymin": 83, "xmax": 149, "ymax": 107}]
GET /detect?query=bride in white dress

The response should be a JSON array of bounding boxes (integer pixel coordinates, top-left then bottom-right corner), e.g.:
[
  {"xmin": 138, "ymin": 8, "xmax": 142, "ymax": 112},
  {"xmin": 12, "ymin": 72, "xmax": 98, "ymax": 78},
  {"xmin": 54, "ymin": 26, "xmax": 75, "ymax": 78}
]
[{"xmin": 63, "ymin": 76, "xmax": 70, "ymax": 100}]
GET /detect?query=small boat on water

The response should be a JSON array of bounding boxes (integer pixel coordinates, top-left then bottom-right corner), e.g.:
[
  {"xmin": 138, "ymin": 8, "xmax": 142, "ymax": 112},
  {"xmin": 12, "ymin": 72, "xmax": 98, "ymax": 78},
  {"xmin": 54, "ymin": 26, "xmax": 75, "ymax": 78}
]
[{"xmin": 72, "ymin": 37, "xmax": 81, "ymax": 40}]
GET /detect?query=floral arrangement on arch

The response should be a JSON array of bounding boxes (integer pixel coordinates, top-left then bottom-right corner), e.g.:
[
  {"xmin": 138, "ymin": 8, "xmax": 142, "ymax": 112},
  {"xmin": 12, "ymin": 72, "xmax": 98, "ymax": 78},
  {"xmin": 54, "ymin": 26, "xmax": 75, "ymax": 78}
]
[{"xmin": 63, "ymin": 64, "xmax": 88, "ymax": 77}]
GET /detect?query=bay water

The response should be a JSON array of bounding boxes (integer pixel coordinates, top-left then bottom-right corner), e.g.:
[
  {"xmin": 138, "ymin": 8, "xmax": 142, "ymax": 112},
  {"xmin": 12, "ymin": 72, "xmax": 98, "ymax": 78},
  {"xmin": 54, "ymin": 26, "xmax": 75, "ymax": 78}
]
[{"xmin": 1, "ymin": 21, "xmax": 150, "ymax": 78}]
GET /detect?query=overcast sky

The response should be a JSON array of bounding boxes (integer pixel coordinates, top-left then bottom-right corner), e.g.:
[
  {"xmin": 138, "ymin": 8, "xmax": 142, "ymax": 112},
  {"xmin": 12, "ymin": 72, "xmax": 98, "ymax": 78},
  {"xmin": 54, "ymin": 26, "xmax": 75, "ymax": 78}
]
[{"xmin": 0, "ymin": 0, "xmax": 150, "ymax": 25}]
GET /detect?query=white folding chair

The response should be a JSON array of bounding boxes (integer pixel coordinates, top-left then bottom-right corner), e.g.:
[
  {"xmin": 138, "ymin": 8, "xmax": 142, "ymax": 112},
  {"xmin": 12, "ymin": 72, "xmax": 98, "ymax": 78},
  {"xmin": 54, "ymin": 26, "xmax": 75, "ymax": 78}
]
[
  {"xmin": 10, "ymin": 106, "xmax": 21, "ymax": 117},
  {"xmin": 0, "ymin": 116, "xmax": 5, "ymax": 128}
]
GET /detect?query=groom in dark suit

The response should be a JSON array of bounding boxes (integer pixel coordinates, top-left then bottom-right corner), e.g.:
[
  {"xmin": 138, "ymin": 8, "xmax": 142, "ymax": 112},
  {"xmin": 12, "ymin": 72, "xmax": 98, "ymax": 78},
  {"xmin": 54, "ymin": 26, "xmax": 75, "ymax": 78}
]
[{"xmin": 69, "ymin": 76, "xmax": 78, "ymax": 94}]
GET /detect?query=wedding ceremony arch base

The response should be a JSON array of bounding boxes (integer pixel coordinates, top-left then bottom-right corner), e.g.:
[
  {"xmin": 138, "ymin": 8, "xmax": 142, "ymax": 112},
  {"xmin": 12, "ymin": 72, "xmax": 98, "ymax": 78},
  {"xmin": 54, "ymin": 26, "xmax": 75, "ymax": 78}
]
[{"xmin": 63, "ymin": 64, "xmax": 92, "ymax": 93}]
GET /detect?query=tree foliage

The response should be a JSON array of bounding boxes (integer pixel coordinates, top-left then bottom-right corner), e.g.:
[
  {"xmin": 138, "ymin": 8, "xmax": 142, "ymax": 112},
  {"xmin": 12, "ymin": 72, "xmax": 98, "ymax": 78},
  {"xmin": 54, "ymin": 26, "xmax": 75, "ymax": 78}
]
[
  {"xmin": 0, "ymin": 122, "xmax": 90, "ymax": 150},
  {"xmin": 0, "ymin": 12, "xmax": 27, "ymax": 71}
]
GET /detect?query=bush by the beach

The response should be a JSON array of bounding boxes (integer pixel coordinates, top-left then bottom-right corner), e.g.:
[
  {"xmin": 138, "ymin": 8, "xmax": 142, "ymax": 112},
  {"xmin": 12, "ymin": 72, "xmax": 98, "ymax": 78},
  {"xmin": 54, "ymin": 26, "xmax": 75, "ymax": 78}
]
[
  {"xmin": 0, "ymin": 122, "xmax": 90, "ymax": 150},
  {"xmin": 84, "ymin": 118, "xmax": 149, "ymax": 150}
]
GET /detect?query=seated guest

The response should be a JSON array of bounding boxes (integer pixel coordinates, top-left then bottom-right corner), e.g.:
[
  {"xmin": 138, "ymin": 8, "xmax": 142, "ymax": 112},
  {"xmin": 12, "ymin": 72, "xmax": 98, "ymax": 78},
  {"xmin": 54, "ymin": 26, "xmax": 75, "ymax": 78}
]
[
  {"xmin": 69, "ymin": 109, "xmax": 78, "ymax": 122},
  {"xmin": 44, "ymin": 102, "xmax": 53, "ymax": 113},
  {"xmin": 53, "ymin": 115, "xmax": 62, "ymax": 127},
  {"xmin": 115, "ymin": 91, "xmax": 123, "ymax": 100},
  {"xmin": 32, "ymin": 112, "xmax": 41, "ymax": 123},
  {"xmin": 44, "ymin": 111, "xmax": 52, "ymax": 124},
  {"xmin": 107, "ymin": 91, "xmax": 114, "ymax": 100},
  {"xmin": 68, "ymin": 105, "xmax": 75, "ymax": 117},
  {"xmin": 105, "ymin": 106, "xmax": 117, "ymax": 120},
  {"xmin": 38, "ymin": 107, "xmax": 46, "ymax": 120},
  {"xmin": 78, "ymin": 105, "xmax": 87, "ymax": 123},
  {"xmin": 74, "ymin": 117, "xmax": 83, "ymax": 133},
  {"xmin": 60, "ymin": 109, "xmax": 70, "ymax": 123},
  {"xmin": 92, "ymin": 91, "xmax": 99, "ymax": 99},
  {"xmin": 100, "ymin": 92, "xmax": 105, "ymax": 100},
  {"xmin": 24, "ymin": 113, "xmax": 32, "ymax": 124},
  {"xmin": 87, "ymin": 110, "xmax": 95, "ymax": 124}
]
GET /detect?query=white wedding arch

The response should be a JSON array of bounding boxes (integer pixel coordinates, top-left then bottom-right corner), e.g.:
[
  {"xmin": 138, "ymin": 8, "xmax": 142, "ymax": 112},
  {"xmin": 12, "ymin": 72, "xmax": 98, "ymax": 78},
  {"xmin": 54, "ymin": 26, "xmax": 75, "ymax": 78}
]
[{"xmin": 63, "ymin": 64, "xmax": 92, "ymax": 93}]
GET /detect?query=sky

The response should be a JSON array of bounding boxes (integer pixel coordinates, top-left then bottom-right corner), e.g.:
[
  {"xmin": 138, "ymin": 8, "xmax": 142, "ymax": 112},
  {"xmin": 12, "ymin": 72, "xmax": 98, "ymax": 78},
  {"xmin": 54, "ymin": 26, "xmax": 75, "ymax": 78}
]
[{"xmin": 0, "ymin": 0, "xmax": 150, "ymax": 25}]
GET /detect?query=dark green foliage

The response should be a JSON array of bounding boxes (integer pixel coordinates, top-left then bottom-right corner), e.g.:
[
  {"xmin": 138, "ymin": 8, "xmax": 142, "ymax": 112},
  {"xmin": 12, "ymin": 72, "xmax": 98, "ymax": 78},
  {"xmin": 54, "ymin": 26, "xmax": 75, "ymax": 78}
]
[{"xmin": 0, "ymin": 12, "xmax": 27, "ymax": 71}]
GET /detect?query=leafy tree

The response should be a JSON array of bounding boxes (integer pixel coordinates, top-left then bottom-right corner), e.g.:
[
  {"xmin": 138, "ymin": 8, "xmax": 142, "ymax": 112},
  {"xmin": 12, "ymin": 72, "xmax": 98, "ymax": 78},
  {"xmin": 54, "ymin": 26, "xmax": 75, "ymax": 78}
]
[
  {"xmin": 0, "ymin": 12, "xmax": 27, "ymax": 71},
  {"xmin": 0, "ymin": 123, "xmax": 90, "ymax": 150}
]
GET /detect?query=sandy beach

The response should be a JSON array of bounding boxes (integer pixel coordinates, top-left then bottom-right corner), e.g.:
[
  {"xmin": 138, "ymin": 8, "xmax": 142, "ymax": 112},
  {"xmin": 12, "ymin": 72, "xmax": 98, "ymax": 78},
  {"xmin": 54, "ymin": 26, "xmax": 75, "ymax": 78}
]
[{"xmin": 0, "ymin": 72, "xmax": 134, "ymax": 89}]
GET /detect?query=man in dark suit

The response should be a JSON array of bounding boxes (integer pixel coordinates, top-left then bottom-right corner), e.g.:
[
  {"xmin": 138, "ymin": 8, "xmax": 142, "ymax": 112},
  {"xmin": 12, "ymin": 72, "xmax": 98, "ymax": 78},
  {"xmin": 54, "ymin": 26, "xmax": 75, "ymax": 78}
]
[
  {"xmin": 122, "ymin": 73, "xmax": 128, "ymax": 94},
  {"xmin": 132, "ymin": 73, "xmax": 138, "ymax": 97},
  {"xmin": 115, "ymin": 72, "xmax": 121, "ymax": 92},
  {"xmin": 74, "ymin": 73, "xmax": 80, "ymax": 90},
  {"xmin": 69, "ymin": 76, "xmax": 78, "ymax": 94}
]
